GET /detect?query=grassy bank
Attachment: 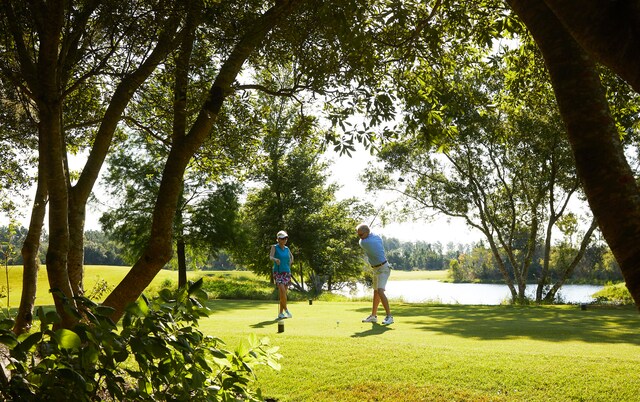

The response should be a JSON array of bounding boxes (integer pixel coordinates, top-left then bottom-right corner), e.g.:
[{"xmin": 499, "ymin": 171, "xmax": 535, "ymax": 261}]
[
  {"xmin": 200, "ymin": 300, "xmax": 640, "ymax": 402},
  {"xmin": 0, "ymin": 265, "xmax": 267, "ymax": 308}
]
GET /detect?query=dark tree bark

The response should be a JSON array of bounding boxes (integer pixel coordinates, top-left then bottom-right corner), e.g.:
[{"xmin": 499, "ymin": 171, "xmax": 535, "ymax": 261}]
[
  {"xmin": 34, "ymin": 1, "xmax": 77, "ymax": 329},
  {"xmin": 3, "ymin": 0, "xmax": 74, "ymax": 329},
  {"xmin": 508, "ymin": 0, "xmax": 640, "ymax": 308},
  {"xmin": 542, "ymin": 0, "xmax": 640, "ymax": 94}
]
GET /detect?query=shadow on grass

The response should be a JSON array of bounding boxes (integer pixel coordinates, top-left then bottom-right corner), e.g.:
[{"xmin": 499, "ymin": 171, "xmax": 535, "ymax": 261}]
[
  {"xmin": 250, "ymin": 319, "xmax": 281, "ymax": 329},
  {"xmin": 392, "ymin": 303, "xmax": 640, "ymax": 345},
  {"xmin": 351, "ymin": 323, "xmax": 394, "ymax": 338},
  {"xmin": 206, "ymin": 299, "xmax": 278, "ymax": 312}
]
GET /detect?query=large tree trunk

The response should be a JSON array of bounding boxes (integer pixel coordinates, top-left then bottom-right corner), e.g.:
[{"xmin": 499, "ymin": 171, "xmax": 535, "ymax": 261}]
[
  {"xmin": 41, "ymin": 107, "xmax": 77, "ymax": 329},
  {"xmin": 4, "ymin": 0, "xmax": 76, "ymax": 328},
  {"xmin": 508, "ymin": 0, "xmax": 640, "ymax": 308},
  {"xmin": 34, "ymin": 2, "xmax": 77, "ymax": 328},
  {"xmin": 102, "ymin": 0, "xmax": 305, "ymax": 323},
  {"xmin": 542, "ymin": 0, "xmax": 640, "ymax": 94}
]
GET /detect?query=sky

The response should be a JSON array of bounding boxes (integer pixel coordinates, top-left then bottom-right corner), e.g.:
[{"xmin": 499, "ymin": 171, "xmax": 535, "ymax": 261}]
[{"xmin": 325, "ymin": 144, "xmax": 482, "ymax": 245}]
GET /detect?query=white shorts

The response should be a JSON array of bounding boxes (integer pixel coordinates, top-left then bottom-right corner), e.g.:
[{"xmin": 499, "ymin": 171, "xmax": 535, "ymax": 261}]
[{"xmin": 372, "ymin": 262, "xmax": 391, "ymax": 290}]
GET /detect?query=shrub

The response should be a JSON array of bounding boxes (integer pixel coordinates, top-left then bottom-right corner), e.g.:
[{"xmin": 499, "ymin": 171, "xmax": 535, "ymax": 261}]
[
  {"xmin": 592, "ymin": 282, "xmax": 634, "ymax": 305},
  {"xmin": 199, "ymin": 275, "xmax": 309, "ymax": 301},
  {"xmin": 0, "ymin": 279, "xmax": 281, "ymax": 401}
]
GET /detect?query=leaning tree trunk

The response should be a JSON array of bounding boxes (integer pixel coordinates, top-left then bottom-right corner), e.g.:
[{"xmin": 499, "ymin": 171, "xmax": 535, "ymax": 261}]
[
  {"xmin": 13, "ymin": 168, "xmax": 47, "ymax": 335},
  {"xmin": 544, "ymin": 218, "xmax": 598, "ymax": 302},
  {"xmin": 508, "ymin": 0, "xmax": 640, "ymax": 308},
  {"xmin": 102, "ymin": 0, "xmax": 305, "ymax": 323}
]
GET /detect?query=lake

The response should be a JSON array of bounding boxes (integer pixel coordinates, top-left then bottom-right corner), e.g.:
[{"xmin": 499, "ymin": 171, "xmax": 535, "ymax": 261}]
[{"xmin": 338, "ymin": 280, "xmax": 603, "ymax": 305}]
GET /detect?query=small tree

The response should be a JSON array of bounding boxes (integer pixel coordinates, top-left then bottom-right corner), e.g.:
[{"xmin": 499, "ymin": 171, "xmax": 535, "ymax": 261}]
[
  {"xmin": 0, "ymin": 220, "xmax": 18, "ymax": 317},
  {"xmin": 232, "ymin": 93, "xmax": 366, "ymax": 292}
]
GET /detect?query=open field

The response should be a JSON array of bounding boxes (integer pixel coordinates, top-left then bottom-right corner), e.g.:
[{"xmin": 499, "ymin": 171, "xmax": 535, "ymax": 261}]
[
  {"xmin": 201, "ymin": 300, "xmax": 640, "ymax": 402},
  {"xmin": 0, "ymin": 265, "xmax": 197, "ymax": 307}
]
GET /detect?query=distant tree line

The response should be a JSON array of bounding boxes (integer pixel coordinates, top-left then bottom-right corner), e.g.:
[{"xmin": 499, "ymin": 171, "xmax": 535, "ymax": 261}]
[
  {"xmin": 1, "ymin": 225, "xmax": 623, "ymax": 285},
  {"xmin": 0, "ymin": 227, "xmax": 125, "ymax": 266},
  {"xmin": 449, "ymin": 240, "xmax": 623, "ymax": 285},
  {"xmin": 382, "ymin": 237, "xmax": 468, "ymax": 271}
]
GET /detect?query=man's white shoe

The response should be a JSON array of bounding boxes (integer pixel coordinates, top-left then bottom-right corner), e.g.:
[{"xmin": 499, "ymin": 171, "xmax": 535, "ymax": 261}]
[
  {"xmin": 285, "ymin": 310, "xmax": 292, "ymax": 318},
  {"xmin": 362, "ymin": 315, "xmax": 377, "ymax": 323},
  {"xmin": 277, "ymin": 313, "xmax": 286, "ymax": 320},
  {"xmin": 382, "ymin": 315, "xmax": 394, "ymax": 325}
]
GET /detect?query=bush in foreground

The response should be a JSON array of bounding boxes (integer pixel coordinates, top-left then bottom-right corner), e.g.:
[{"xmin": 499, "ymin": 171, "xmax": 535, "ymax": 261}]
[{"xmin": 0, "ymin": 279, "xmax": 281, "ymax": 401}]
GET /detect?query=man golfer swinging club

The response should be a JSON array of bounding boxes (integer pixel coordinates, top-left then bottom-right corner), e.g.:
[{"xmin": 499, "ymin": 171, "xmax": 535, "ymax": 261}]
[{"xmin": 356, "ymin": 223, "xmax": 394, "ymax": 325}]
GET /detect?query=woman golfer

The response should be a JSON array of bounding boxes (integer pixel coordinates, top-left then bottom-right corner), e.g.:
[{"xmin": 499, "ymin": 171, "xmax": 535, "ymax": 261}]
[{"xmin": 270, "ymin": 230, "xmax": 293, "ymax": 320}]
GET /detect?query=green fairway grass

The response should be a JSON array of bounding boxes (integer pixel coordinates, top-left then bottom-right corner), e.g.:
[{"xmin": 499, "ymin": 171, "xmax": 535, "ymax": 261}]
[
  {"xmin": 2, "ymin": 267, "xmax": 639, "ymax": 401},
  {"xmin": 200, "ymin": 300, "xmax": 640, "ymax": 402}
]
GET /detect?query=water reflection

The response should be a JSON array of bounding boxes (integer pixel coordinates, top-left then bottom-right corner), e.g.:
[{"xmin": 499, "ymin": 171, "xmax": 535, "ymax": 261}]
[{"xmin": 338, "ymin": 280, "xmax": 603, "ymax": 305}]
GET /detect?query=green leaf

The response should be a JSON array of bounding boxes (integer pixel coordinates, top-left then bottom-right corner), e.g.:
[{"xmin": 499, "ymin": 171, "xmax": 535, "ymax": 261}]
[
  {"xmin": 236, "ymin": 339, "xmax": 250, "ymax": 358},
  {"xmin": 82, "ymin": 345, "xmax": 100, "ymax": 367},
  {"xmin": 212, "ymin": 356, "xmax": 232, "ymax": 369},
  {"xmin": 0, "ymin": 318, "xmax": 15, "ymax": 330},
  {"xmin": 136, "ymin": 297, "xmax": 150, "ymax": 315},
  {"xmin": 0, "ymin": 334, "xmax": 18, "ymax": 348},
  {"xmin": 55, "ymin": 328, "xmax": 82, "ymax": 350},
  {"xmin": 19, "ymin": 332, "xmax": 43, "ymax": 353},
  {"xmin": 188, "ymin": 277, "xmax": 204, "ymax": 294},
  {"xmin": 45, "ymin": 311, "xmax": 62, "ymax": 326},
  {"xmin": 94, "ymin": 305, "xmax": 116, "ymax": 317}
]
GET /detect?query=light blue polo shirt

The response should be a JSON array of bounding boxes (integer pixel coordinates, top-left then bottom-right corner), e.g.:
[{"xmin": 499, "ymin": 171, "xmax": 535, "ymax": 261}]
[{"xmin": 359, "ymin": 232, "xmax": 386, "ymax": 266}]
